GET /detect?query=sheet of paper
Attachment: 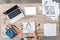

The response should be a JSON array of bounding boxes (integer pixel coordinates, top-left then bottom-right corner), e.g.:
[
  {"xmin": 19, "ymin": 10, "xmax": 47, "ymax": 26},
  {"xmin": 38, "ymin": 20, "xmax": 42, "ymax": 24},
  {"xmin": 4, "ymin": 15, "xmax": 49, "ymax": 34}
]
[
  {"xmin": 24, "ymin": 7, "xmax": 36, "ymax": 15},
  {"xmin": 44, "ymin": 23, "xmax": 56, "ymax": 36},
  {"xmin": 23, "ymin": 22, "xmax": 35, "ymax": 33},
  {"xmin": 42, "ymin": 2, "xmax": 59, "ymax": 20}
]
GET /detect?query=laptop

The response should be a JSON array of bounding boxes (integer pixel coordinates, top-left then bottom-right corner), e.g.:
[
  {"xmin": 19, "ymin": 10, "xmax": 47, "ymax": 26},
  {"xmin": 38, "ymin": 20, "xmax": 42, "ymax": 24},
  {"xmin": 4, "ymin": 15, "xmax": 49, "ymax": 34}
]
[{"xmin": 3, "ymin": 5, "xmax": 24, "ymax": 23}]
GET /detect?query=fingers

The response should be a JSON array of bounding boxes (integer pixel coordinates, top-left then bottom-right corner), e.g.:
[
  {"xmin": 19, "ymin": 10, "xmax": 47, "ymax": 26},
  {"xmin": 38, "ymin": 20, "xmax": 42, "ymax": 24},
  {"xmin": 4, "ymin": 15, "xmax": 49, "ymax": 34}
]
[
  {"xmin": 20, "ymin": 24, "xmax": 23, "ymax": 31},
  {"xmin": 20, "ymin": 26, "xmax": 23, "ymax": 31},
  {"xmin": 19, "ymin": 24, "xmax": 23, "ymax": 37},
  {"xmin": 34, "ymin": 31, "xmax": 36, "ymax": 35},
  {"xmin": 6, "ymin": 24, "xmax": 12, "ymax": 28},
  {"xmin": 33, "ymin": 31, "xmax": 37, "ymax": 38},
  {"xmin": 34, "ymin": 31, "xmax": 37, "ymax": 40}
]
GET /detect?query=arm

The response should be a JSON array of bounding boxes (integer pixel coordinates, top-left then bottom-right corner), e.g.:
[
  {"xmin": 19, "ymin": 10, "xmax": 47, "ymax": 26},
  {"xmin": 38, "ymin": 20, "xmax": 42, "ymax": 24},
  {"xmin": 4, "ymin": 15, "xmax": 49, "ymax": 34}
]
[{"xmin": 19, "ymin": 24, "xmax": 24, "ymax": 40}]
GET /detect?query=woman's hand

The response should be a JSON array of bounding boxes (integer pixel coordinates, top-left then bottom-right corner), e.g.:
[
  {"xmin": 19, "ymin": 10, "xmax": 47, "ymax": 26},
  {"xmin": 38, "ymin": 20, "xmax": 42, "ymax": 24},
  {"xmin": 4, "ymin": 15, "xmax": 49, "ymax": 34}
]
[
  {"xmin": 33, "ymin": 31, "xmax": 37, "ymax": 40},
  {"xmin": 19, "ymin": 24, "xmax": 23, "ymax": 38}
]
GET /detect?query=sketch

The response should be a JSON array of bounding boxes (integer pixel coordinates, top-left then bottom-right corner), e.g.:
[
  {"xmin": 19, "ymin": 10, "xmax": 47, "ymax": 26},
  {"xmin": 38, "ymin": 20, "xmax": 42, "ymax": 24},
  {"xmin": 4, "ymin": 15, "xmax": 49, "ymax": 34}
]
[
  {"xmin": 23, "ymin": 22, "xmax": 35, "ymax": 33},
  {"xmin": 45, "ymin": 6, "xmax": 55, "ymax": 15},
  {"xmin": 42, "ymin": 2, "xmax": 59, "ymax": 20},
  {"xmin": 26, "ymin": 23, "xmax": 31, "ymax": 32}
]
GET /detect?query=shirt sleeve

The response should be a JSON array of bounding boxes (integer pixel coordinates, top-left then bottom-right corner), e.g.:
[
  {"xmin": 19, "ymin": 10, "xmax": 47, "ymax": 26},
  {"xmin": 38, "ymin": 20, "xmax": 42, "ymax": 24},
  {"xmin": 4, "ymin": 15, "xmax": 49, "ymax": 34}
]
[{"xmin": 19, "ymin": 38, "xmax": 24, "ymax": 40}]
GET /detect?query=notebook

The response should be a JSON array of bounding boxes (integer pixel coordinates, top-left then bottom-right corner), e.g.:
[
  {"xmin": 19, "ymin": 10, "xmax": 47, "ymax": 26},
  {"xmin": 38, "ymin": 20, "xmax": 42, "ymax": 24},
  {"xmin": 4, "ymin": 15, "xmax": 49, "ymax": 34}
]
[{"xmin": 3, "ymin": 5, "xmax": 24, "ymax": 23}]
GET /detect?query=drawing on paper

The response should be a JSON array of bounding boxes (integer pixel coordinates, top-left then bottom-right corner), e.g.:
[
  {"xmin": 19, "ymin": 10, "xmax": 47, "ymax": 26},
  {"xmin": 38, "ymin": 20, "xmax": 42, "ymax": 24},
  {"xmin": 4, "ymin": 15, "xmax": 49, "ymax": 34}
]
[
  {"xmin": 45, "ymin": 6, "xmax": 55, "ymax": 15},
  {"xmin": 23, "ymin": 22, "xmax": 35, "ymax": 33}
]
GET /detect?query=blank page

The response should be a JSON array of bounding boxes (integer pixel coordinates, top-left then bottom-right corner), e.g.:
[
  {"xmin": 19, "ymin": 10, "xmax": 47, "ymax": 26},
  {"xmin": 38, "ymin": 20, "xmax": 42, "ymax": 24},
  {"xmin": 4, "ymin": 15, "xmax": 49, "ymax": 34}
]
[{"xmin": 44, "ymin": 23, "xmax": 56, "ymax": 36}]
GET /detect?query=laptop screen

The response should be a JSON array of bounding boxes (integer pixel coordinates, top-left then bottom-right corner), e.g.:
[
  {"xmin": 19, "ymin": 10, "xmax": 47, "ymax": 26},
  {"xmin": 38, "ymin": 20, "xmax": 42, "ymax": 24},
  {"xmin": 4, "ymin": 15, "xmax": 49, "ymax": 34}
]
[{"xmin": 4, "ymin": 5, "xmax": 18, "ymax": 15}]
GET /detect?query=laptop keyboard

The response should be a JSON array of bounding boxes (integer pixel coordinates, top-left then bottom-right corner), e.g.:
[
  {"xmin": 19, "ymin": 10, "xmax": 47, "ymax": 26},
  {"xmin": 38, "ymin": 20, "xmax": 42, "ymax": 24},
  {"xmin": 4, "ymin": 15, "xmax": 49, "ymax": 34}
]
[{"xmin": 8, "ymin": 9, "xmax": 21, "ymax": 19}]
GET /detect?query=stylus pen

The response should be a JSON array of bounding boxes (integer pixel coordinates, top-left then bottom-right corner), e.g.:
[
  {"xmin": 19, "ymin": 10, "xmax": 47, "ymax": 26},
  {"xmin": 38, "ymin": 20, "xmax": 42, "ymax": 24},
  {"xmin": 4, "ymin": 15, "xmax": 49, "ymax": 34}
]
[
  {"xmin": 25, "ymin": 36, "xmax": 34, "ymax": 38},
  {"xmin": 13, "ymin": 25, "xmax": 19, "ymax": 29}
]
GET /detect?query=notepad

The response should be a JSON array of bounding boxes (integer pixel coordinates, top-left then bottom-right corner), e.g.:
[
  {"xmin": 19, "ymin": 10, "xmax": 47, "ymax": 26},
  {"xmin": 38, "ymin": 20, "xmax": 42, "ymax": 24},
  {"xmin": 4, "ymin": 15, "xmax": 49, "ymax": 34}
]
[
  {"xmin": 24, "ymin": 7, "xmax": 36, "ymax": 15},
  {"xmin": 44, "ymin": 23, "xmax": 56, "ymax": 36}
]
